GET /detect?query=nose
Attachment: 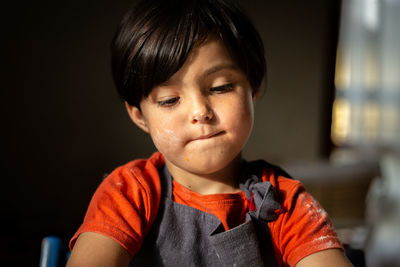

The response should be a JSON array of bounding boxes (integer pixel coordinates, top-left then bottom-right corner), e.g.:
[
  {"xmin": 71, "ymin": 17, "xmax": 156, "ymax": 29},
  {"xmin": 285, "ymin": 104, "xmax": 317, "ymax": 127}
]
[{"xmin": 190, "ymin": 95, "xmax": 213, "ymax": 124}]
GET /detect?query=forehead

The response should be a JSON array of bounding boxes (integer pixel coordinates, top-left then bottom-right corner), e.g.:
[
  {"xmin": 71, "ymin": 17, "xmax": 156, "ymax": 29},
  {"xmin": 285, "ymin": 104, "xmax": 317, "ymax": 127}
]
[
  {"xmin": 160, "ymin": 37, "xmax": 242, "ymax": 85},
  {"xmin": 187, "ymin": 37, "xmax": 236, "ymax": 68}
]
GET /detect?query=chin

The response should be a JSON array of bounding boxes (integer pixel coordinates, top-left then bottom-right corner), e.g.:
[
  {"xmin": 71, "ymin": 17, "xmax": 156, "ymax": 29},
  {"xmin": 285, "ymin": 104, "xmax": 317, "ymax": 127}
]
[{"xmin": 183, "ymin": 153, "xmax": 239, "ymax": 175}]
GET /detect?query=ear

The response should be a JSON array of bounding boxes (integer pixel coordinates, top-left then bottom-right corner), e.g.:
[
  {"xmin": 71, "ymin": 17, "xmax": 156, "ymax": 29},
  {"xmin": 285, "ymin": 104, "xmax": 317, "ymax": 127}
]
[
  {"xmin": 252, "ymin": 88, "xmax": 260, "ymax": 103},
  {"xmin": 125, "ymin": 102, "xmax": 150, "ymax": 133}
]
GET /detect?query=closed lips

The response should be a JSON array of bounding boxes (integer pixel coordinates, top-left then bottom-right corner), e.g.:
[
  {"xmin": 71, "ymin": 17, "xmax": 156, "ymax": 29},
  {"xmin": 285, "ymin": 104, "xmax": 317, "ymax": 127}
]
[{"xmin": 193, "ymin": 131, "xmax": 225, "ymax": 141}]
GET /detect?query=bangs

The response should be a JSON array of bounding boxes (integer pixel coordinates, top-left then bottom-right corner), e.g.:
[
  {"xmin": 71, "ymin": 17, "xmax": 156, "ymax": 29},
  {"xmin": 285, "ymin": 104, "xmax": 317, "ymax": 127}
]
[
  {"xmin": 111, "ymin": 0, "xmax": 266, "ymax": 107},
  {"xmin": 133, "ymin": 1, "xmax": 212, "ymax": 96}
]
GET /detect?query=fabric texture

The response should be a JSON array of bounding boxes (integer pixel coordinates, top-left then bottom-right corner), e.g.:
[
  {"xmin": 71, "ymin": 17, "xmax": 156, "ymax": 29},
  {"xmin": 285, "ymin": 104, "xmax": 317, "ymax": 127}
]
[
  {"xmin": 131, "ymin": 165, "xmax": 277, "ymax": 266},
  {"xmin": 70, "ymin": 152, "xmax": 343, "ymax": 266}
]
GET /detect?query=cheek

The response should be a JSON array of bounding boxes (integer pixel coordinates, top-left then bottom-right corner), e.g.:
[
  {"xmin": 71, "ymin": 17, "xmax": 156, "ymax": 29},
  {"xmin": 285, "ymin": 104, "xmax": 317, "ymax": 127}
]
[
  {"xmin": 151, "ymin": 127, "xmax": 179, "ymax": 148},
  {"xmin": 148, "ymin": 119, "xmax": 186, "ymax": 153},
  {"xmin": 217, "ymin": 95, "xmax": 254, "ymax": 135}
]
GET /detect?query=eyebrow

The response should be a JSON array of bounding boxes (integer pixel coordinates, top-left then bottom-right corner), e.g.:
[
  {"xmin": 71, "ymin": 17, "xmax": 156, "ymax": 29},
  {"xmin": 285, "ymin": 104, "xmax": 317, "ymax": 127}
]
[{"xmin": 201, "ymin": 63, "xmax": 240, "ymax": 80}]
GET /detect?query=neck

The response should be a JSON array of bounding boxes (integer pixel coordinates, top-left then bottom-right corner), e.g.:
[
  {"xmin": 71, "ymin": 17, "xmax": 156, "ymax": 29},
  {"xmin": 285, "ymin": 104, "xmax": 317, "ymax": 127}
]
[{"xmin": 165, "ymin": 155, "xmax": 243, "ymax": 195}]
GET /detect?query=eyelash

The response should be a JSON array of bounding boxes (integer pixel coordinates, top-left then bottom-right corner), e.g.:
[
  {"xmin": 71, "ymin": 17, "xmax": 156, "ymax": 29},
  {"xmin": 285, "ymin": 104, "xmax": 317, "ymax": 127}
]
[
  {"xmin": 157, "ymin": 83, "xmax": 234, "ymax": 107},
  {"xmin": 210, "ymin": 83, "xmax": 233, "ymax": 93},
  {"xmin": 157, "ymin": 97, "xmax": 180, "ymax": 107}
]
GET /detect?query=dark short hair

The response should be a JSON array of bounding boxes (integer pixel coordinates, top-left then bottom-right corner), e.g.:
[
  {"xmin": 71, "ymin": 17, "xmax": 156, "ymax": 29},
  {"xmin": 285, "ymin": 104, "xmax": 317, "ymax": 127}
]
[{"xmin": 111, "ymin": 0, "xmax": 266, "ymax": 108}]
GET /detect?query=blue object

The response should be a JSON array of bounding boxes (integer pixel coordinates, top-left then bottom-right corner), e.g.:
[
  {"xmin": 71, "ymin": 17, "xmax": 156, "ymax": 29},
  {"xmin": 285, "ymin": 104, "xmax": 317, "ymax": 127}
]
[{"xmin": 39, "ymin": 236, "xmax": 61, "ymax": 267}]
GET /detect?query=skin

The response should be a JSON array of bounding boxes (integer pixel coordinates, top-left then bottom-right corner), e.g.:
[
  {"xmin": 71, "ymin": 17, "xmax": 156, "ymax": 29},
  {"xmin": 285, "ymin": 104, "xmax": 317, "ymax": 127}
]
[
  {"xmin": 128, "ymin": 36, "xmax": 255, "ymax": 194},
  {"xmin": 67, "ymin": 37, "xmax": 353, "ymax": 267}
]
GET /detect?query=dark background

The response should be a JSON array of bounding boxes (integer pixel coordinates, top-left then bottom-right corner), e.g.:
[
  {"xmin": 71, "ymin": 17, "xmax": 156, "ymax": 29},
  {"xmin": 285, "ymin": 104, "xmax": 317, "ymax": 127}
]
[{"xmin": 2, "ymin": 0, "xmax": 340, "ymax": 265}]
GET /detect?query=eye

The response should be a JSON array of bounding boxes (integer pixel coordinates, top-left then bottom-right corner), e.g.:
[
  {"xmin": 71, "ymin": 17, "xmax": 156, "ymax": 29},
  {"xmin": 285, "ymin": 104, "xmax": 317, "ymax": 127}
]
[
  {"xmin": 210, "ymin": 83, "xmax": 233, "ymax": 93},
  {"xmin": 157, "ymin": 97, "xmax": 180, "ymax": 107}
]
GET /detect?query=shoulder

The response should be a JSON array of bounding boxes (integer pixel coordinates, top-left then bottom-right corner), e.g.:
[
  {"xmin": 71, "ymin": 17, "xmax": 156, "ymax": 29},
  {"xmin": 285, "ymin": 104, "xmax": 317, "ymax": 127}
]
[
  {"xmin": 94, "ymin": 151, "xmax": 165, "ymax": 227},
  {"xmin": 101, "ymin": 152, "xmax": 164, "ymax": 200},
  {"xmin": 70, "ymin": 152, "xmax": 165, "ymax": 257},
  {"xmin": 261, "ymin": 164, "xmax": 343, "ymax": 266},
  {"xmin": 258, "ymin": 160, "xmax": 304, "ymax": 206}
]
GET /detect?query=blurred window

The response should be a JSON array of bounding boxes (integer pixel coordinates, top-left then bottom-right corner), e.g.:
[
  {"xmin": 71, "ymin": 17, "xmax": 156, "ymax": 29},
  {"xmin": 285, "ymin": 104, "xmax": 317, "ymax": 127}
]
[{"xmin": 332, "ymin": 0, "xmax": 400, "ymax": 150}]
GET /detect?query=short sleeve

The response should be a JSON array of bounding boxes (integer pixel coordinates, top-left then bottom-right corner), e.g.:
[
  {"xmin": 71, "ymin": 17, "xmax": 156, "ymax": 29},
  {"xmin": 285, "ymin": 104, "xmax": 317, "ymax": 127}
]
[
  {"xmin": 269, "ymin": 179, "xmax": 343, "ymax": 267},
  {"xmin": 69, "ymin": 161, "xmax": 161, "ymax": 257}
]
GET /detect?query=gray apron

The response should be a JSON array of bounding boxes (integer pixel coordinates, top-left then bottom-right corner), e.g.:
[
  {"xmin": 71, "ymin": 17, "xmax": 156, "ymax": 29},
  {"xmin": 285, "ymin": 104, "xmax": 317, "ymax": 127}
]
[{"xmin": 131, "ymin": 162, "xmax": 284, "ymax": 267}]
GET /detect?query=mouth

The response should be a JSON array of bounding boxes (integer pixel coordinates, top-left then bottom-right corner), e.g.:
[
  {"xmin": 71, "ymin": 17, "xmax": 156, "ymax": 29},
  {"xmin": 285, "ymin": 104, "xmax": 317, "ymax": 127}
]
[{"xmin": 191, "ymin": 131, "xmax": 225, "ymax": 142}]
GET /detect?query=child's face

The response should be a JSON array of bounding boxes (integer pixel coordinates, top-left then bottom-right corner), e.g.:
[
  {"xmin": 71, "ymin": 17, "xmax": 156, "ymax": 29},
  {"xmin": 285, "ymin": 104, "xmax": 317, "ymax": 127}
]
[{"xmin": 127, "ymin": 37, "xmax": 255, "ymax": 175}]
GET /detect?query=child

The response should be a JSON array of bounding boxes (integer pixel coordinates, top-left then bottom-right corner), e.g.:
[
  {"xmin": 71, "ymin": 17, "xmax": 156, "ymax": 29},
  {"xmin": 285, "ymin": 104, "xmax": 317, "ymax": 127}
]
[{"xmin": 67, "ymin": 0, "xmax": 352, "ymax": 266}]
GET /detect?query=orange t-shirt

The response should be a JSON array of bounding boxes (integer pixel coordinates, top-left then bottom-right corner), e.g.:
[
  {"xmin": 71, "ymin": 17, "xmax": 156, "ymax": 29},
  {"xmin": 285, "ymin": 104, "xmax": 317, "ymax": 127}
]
[{"xmin": 70, "ymin": 152, "xmax": 343, "ymax": 266}]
